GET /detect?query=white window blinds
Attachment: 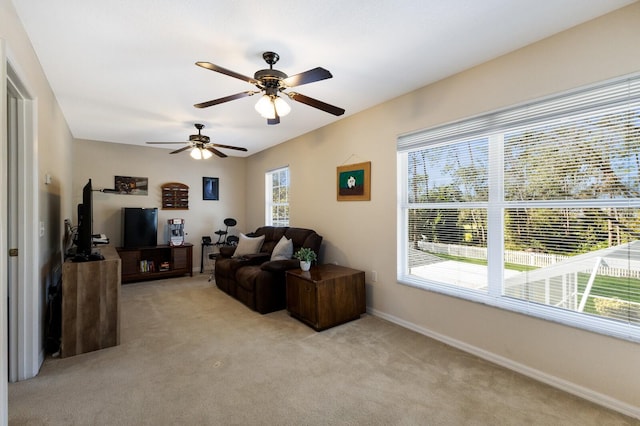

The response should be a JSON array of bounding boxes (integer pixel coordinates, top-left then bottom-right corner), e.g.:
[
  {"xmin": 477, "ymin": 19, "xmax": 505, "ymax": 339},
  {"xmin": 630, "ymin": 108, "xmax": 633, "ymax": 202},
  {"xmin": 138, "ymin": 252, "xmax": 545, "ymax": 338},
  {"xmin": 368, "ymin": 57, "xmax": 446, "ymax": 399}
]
[
  {"xmin": 398, "ymin": 76, "xmax": 640, "ymax": 151},
  {"xmin": 398, "ymin": 74, "xmax": 640, "ymax": 341}
]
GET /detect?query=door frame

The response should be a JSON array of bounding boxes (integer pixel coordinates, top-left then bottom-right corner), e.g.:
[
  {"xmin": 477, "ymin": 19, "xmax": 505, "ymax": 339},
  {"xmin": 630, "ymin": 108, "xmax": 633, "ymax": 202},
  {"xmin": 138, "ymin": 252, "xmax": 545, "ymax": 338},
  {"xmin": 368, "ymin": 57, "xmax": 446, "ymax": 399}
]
[
  {"xmin": 0, "ymin": 38, "xmax": 7, "ymax": 426},
  {"xmin": 1, "ymin": 40, "xmax": 40, "ymax": 415}
]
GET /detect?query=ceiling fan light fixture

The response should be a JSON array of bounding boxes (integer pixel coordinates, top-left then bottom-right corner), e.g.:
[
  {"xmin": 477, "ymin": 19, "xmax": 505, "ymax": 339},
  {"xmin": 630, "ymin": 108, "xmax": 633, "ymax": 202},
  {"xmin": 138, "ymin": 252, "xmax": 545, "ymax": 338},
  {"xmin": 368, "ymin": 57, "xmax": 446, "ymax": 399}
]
[
  {"xmin": 273, "ymin": 96, "xmax": 291, "ymax": 117},
  {"xmin": 190, "ymin": 147, "xmax": 213, "ymax": 160},
  {"xmin": 190, "ymin": 147, "xmax": 202, "ymax": 160},
  {"xmin": 255, "ymin": 94, "xmax": 276, "ymax": 119}
]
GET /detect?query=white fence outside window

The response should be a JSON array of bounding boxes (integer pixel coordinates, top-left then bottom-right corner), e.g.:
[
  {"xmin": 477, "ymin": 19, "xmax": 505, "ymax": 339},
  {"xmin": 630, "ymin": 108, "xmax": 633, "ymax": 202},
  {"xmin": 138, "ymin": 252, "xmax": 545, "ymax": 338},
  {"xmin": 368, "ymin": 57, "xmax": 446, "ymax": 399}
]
[{"xmin": 416, "ymin": 240, "xmax": 640, "ymax": 279}]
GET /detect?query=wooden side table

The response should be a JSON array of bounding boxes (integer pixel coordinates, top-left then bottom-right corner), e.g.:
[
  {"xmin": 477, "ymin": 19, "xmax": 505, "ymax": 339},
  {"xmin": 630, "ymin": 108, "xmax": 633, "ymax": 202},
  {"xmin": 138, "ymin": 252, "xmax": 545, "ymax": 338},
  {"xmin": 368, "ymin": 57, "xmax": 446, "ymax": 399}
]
[{"xmin": 286, "ymin": 264, "xmax": 366, "ymax": 331}]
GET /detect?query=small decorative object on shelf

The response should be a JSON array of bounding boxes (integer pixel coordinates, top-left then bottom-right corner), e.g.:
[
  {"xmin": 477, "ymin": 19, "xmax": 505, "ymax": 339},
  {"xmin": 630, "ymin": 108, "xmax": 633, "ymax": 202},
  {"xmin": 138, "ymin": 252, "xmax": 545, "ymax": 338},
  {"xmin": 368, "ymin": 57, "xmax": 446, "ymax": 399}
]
[
  {"xmin": 162, "ymin": 182, "xmax": 189, "ymax": 209},
  {"xmin": 294, "ymin": 247, "xmax": 317, "ymax": 271}
]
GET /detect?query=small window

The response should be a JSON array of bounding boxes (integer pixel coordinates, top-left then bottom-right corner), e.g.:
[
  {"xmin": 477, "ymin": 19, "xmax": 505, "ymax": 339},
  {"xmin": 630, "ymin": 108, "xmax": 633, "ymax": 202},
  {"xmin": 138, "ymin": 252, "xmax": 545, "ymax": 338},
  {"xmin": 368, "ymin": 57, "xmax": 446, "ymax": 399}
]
[{"xmin": 265, "ymin": 167, "xmax": 290, "ymax": 226}]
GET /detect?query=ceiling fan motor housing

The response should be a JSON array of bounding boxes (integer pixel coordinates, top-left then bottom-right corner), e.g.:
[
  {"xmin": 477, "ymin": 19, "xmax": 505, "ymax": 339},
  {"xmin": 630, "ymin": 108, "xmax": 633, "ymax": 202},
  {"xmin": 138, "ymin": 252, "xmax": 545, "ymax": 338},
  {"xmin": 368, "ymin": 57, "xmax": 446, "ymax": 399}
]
[
  {"xmin": 189, "ymin": 134, "xmax": 209, "ymax": 143},
  {"xmin": 254, "ymin": 69, "xmax": 288, "ymax": 95}
]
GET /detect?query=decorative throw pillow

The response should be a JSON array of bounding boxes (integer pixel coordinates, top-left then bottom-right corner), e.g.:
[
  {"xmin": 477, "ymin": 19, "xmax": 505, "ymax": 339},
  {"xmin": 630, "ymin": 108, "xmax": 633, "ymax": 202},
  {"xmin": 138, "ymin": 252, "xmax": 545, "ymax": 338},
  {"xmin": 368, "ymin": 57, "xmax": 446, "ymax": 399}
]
[
  {"xmin": 233, "ymin": 233, "xmax": 265, "ymax": 258},
  {"xmin": 270, "ymin": 236, "xmax": 293, "ymax": 261}
]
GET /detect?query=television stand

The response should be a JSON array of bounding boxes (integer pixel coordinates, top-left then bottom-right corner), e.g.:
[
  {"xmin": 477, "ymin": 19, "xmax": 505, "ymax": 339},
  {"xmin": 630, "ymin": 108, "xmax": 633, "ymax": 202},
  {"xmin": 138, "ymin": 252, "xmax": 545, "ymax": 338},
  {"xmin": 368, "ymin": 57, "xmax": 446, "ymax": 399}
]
[
  {"xmin": 116, "ymin": 243, "xmax": 193, "ymax": 283},
  {"xmin": 61, "ymin": 245, "xmax": 120, "ymax": 357}
]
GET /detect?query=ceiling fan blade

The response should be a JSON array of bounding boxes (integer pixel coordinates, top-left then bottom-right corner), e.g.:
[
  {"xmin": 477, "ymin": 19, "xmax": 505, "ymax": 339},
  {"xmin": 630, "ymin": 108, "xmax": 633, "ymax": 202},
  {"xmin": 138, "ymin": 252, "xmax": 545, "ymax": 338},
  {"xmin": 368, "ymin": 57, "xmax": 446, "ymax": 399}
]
[
  {"xmin": 210, "ymin": 143, "xmax": 248, "ymax": 152},
  {"xmin": 194, "ymin": 91, "xmax": 255, "ymax": 109},
  {"xmin": 170, "ymin": 146, "xmax": 192, "ymax": 154},
  {"xmin": 288, "ymin": 92, "xmax": 345, "ymax": 116},
  {"xmin": 206, "ymin": 147, "xmax": 227, "ymax": 158},
  {"xmin": 195, "ymin": 62, "xmax": 259, "ymax": 85},
  {"xmin": 283, "ymin": 67, "xmax": 332, "ymax": 87}
]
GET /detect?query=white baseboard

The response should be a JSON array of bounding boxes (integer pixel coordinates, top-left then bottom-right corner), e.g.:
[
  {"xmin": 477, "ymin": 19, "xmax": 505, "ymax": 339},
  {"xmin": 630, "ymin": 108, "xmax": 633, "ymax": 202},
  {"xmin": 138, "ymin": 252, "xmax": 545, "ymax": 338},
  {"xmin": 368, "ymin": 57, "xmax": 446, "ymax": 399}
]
[{"xmin": 367, "ymin": 307, "xmax": 640, "ymax": 420}]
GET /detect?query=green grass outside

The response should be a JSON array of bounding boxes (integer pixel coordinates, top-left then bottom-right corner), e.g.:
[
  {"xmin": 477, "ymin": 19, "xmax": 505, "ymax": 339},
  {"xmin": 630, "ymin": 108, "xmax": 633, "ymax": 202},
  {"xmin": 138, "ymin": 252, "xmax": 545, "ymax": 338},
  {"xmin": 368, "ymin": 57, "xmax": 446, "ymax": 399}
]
[
  {"xmin": 430, "ymin": 252, "xmax": 640, "ymax": 313},
  {"xmin": 434, "ymin": 252, "xmax": 537, "ymax": 272}
]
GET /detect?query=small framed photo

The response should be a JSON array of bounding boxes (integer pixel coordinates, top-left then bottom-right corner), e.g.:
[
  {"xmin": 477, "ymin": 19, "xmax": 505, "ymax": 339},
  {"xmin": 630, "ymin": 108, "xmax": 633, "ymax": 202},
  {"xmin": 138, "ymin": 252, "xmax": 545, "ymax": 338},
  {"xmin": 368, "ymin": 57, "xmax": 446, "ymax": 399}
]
[
  {"xmin": 337, "ymin": 161, "xmax": 371, "ymax": 201},
  {"xmin": 203, "ymin": 177, "xmax": 219, "ymax": 200}
]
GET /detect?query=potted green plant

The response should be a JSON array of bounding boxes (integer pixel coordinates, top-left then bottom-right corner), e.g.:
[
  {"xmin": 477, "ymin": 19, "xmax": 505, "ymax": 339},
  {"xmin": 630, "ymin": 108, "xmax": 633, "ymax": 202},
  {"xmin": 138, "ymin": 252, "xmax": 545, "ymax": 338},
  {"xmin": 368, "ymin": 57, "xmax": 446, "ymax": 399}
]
[{"xmin": 294, "ymin": 247, "xmax": 317, "ymax": 271}]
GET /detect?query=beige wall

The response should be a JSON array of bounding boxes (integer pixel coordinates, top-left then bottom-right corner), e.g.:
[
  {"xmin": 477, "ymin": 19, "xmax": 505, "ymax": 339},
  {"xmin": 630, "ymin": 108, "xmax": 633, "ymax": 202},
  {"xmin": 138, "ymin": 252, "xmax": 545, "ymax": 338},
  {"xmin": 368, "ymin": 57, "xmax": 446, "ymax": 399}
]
[
  {"xmin": 245, "ymin": 3, "xmax": 640, "ymax": 414},
  {"xmin": 1, "ymin": 0, "xmax": 75, "ymax": 245},
  {"xmin": 1, "ymin": 0, "xmax": 74, "ymax": 384},
  {"xmin": 72, "ymin": 139, "xmax": 246, "ymax": 267}
]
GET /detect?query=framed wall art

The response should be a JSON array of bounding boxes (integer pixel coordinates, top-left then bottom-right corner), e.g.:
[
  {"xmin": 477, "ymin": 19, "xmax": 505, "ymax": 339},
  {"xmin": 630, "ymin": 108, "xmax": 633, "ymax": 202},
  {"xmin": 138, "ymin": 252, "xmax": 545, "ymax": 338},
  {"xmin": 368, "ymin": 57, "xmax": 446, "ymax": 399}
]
[
  {"xmin": 203, "ymin": 177, "xmax": 219, "ymax": 200},
  {"xmin": 337, "ymin": 161, "xmax": 371, "ymax": 201},
  {"xmin": 114, "ymin": 175, "xmax": 148, "ymax": 195}
]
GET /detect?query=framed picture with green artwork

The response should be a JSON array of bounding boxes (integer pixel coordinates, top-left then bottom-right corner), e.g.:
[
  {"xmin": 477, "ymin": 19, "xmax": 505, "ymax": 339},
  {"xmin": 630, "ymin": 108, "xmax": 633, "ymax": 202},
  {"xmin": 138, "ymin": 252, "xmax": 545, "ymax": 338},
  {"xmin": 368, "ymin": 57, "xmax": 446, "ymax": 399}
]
[{"xmin": 337, "ymin": 161, "xmax": 371, "ymax": 201}]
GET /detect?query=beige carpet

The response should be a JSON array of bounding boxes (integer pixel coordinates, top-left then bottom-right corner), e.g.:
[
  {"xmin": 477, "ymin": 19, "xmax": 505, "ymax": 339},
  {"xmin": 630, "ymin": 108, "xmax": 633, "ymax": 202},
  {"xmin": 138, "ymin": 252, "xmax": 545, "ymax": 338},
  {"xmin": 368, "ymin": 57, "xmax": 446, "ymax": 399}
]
[{"xmin": 8, "ymin": 274, "xmax": 636, "ymax": 425}]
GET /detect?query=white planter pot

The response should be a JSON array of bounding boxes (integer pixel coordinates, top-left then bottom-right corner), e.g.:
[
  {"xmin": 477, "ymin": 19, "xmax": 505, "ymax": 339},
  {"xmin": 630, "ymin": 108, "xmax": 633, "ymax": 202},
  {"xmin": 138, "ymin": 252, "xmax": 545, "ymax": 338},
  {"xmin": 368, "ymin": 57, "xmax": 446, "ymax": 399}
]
[{"xmin": 300, "ymin": 261, "xmax": 311, "ymax": 271}]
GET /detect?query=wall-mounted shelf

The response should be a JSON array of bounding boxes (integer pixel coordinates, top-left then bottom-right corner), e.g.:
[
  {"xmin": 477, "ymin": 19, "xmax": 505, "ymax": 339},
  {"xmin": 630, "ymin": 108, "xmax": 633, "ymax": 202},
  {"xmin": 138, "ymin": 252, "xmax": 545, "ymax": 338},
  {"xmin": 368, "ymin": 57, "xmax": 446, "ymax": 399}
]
[{"xmin": 162, "ymin": 182, "xmax": 189, "ymax": 209}]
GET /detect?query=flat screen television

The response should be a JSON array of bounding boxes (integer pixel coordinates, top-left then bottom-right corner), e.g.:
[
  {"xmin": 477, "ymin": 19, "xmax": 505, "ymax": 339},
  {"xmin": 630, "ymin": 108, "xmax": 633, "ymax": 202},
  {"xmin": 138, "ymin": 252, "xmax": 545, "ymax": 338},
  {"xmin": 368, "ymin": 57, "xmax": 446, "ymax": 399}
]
[
  {"xmin": 74, "ymin": 179, "xmax": 94, "ymax": 258},
  {"xmin": 122, "ymin": 207, "xmax": 158, "ymax": 248}
]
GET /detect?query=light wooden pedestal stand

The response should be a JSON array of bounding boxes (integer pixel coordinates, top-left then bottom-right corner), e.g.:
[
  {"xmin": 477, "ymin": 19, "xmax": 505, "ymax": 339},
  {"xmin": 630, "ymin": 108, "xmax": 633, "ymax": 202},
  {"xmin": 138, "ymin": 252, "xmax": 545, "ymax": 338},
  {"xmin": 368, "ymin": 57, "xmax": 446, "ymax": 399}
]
[{"xmin": 61, "ymin": 245, "xmax": 121, "ymax": 358}]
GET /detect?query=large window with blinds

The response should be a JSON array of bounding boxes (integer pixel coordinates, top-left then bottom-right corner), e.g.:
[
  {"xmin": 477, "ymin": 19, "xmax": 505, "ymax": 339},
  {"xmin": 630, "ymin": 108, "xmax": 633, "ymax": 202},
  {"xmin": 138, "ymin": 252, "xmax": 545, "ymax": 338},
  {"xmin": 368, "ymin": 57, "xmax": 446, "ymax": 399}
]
[
  {"xmin": 397, "ymin": 75, "xmax": 640, "ymax": 341},
  {"xmin": 266, "ymin": 166, "xmax": 290, "ymax": 226}
]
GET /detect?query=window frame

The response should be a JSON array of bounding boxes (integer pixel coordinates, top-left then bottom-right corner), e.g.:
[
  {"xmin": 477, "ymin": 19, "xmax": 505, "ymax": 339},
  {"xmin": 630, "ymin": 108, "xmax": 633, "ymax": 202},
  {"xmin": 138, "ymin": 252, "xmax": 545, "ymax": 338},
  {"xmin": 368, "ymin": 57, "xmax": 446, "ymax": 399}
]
[
  {"xmin": 265, "ymin": 166, "xmax": 290, "ymax": 227},
  {"xmin": 397, "ymin": 74, "xmax": 640, "ymax": 342}
]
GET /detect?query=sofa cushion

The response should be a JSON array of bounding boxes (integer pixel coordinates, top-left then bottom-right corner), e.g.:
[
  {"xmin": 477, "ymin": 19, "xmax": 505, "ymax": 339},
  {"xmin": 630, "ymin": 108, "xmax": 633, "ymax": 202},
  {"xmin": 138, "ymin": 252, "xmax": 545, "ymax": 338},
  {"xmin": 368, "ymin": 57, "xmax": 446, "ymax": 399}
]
[
  {"xmin": 284, "ymin": 227, "xmax": 323, "ymax": 257},
  {"xmin": 235, "ymin": 265, "xmax": 261, "ymax": 292},
  {"xmin": 270, "ymin": 236, "xmax": 293, "ymax": 261},
  {"xmin": 252, "ymin": 226, "xmax": 288, "ymax": 254},
  {"xmin": 233, "ymin": 233, "xmax": 265, "ymax": 258},
  {"xmin": 261, "ymin": 259, "xmax": 299, "ymax": 273}
]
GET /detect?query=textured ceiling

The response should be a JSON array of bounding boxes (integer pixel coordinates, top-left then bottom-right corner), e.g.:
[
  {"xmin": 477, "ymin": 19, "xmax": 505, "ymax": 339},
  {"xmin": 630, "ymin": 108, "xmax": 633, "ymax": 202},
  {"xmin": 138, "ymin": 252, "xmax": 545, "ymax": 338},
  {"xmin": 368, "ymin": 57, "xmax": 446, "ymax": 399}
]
[{"xmin": 11, "ymin": 0, "xmax": 637, "ymax": 157}]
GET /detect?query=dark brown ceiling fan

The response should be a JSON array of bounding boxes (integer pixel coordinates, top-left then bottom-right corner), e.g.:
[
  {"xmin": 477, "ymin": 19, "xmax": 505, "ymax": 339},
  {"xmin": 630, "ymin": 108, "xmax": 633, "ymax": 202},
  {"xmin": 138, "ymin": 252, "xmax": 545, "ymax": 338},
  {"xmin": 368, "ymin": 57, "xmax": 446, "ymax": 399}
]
[
  {"xmin": 146, "ymin": 123, "xmax": 247, "ymax": 159},
  {"xmin": 194, "ymin": 51, "xmax": 345, "ymax": 125}
]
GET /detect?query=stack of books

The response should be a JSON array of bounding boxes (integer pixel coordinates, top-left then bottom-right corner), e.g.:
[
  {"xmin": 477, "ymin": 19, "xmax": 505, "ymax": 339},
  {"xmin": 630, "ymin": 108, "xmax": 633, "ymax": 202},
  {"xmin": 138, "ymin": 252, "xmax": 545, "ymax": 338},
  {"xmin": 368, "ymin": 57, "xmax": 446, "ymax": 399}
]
[{"xmin": 139, "ymin": 260, "xmax": 155, "ymax": 273}]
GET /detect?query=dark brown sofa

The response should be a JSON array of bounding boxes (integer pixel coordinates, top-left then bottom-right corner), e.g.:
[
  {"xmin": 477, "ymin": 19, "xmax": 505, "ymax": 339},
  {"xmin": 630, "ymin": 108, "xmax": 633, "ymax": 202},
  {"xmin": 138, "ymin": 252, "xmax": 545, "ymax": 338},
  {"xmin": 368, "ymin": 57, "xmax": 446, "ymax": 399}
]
[{"xmin": 214, "ymin": 226, "xmax": 322, "ymax": 314}]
